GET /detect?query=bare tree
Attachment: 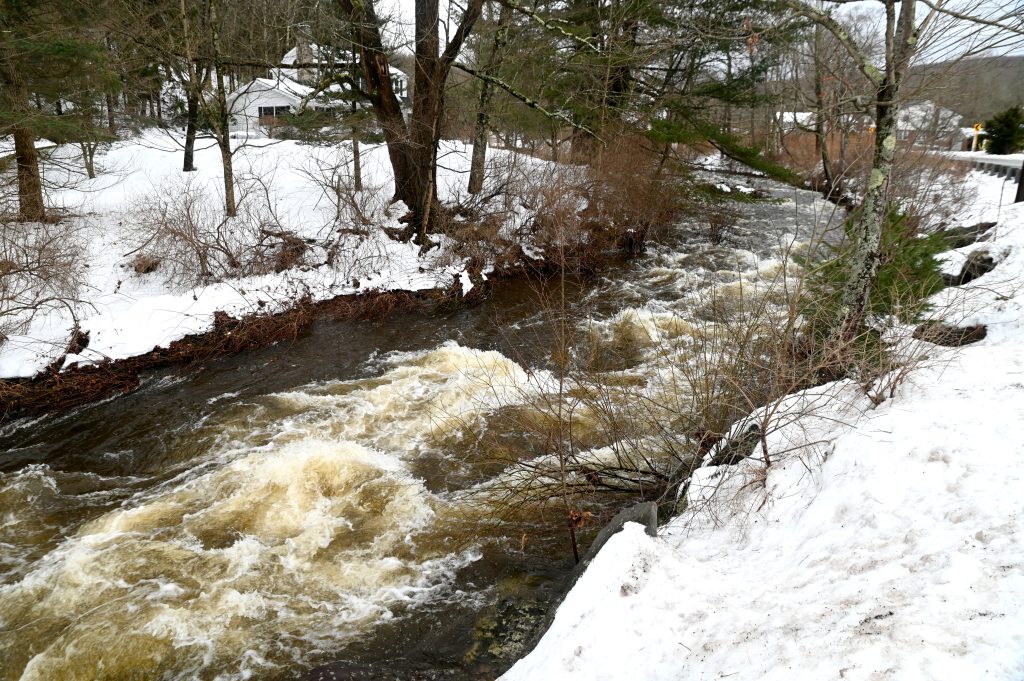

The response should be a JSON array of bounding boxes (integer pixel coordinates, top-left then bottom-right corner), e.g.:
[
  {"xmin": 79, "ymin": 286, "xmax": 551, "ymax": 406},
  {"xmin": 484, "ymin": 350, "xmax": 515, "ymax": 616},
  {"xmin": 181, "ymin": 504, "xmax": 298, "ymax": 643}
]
[
  {"xmin": 336, "ymin": 0, "xmax": 485, "ymax": 246},
  {"xmin": 776, "ymin": 0, "xmax": 1024, "ymax": 335}
]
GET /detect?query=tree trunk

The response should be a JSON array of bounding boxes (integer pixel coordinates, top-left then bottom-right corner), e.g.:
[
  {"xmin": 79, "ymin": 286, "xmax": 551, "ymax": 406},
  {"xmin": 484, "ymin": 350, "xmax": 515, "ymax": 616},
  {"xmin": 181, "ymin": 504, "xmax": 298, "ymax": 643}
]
[
  {"xmin": 724, "ymin": 51, "xmax": 733, "ymax": 135},
  {"xmin": 218, "ymin": 133, "xmax": 236, "ymax": 216},
  {"xmin": 0, "ymin": 44, "xmax": 45, "ymax": 222},
  {"xmin": 106, "ymin": 92, "xmax": 117, "ymax": 132},
  {"xmin": 468, "ymin": 3, "xmax": 511, "ymax": 195},
  {"xmin": 352, "ymin": 136, "xmax": 362, "ymax": 192},
  {"xmin": 468, "ymin": 80, "xmax": 493, "ymax": 195},
  {"xmin": 1014, "ymin": 159, "xmax": 1024, "ymax": 204},
  {"xmin": 81, "ymin": 142, "xmax": 97, "ymax": 179},
  {"xmin": 813, "ymin": 24, "xmax": 835, "ymax": 196},
  {"xmin": 840, "ymin": 91, "xmax": 896, "ymax": 332},
  {"xmin": 839, "ymin": 0, "xmax": 916, "ymax": 336},
  {"xmin": 12, "ymin": 127, "xmax": 45, "ymax": 222},
  {"xmin": 183, "ymin": 92, "xmax": 199, "ymax": 172},
  {"xmin": 338, "ymin": 0, "xmax": 483, "ymax": 242},
  {"xmin": 214, "ymin": 68, "xmax": 236, "ymax": 216},
  {"xmin": 209, "ymin": 0, "xmax": 236, "ymax": 216}
]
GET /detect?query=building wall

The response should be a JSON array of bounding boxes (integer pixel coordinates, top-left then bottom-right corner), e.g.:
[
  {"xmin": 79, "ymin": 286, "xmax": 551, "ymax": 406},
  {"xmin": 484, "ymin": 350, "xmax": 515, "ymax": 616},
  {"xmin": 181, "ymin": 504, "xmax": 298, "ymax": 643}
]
[{"xmin": 228, "ymin": 86, "xmax": 298, "ymax": 137}]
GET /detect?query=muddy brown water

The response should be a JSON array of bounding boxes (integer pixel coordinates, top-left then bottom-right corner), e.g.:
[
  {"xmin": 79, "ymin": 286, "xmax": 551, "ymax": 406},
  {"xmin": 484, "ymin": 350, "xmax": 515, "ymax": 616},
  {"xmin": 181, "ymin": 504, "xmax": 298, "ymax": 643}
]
[{"xmin": 0, "ymin": 185, "xmax": 839, "ymax": 680}]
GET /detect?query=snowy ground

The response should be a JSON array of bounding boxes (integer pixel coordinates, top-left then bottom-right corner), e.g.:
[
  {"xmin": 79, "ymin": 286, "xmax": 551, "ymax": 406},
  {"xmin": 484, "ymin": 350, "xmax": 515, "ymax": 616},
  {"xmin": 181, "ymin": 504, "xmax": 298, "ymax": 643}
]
[
  {"xmin": 0, "ymin": 132, "xmax": 542, "ymax": 379},
  {"xmin": 948, "ymin": 150, "xmax": 1024, "ymax": 166},
  {"xmin": 502, "ymin": 171, "xmax": 1024, "ymax": 681}
]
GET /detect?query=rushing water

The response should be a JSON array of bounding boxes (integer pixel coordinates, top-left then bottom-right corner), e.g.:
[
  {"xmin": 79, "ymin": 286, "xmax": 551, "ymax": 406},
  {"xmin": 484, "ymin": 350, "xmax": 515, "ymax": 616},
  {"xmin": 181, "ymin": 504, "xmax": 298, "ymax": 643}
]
[{"xmin": 0, "ymin": 183, "xmax": 839, "ymax": 680}]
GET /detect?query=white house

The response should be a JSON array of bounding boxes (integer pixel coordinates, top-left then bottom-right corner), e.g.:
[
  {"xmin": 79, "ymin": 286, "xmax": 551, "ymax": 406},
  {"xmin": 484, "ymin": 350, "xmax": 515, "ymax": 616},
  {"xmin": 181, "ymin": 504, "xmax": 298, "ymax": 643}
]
[
  {"xmin": 895, "ymin": 101, "xmax": 963, "ymax": 149},
  {"xmin": 226, "ymin": 39, "xmax": 410, "ymax": 138}
]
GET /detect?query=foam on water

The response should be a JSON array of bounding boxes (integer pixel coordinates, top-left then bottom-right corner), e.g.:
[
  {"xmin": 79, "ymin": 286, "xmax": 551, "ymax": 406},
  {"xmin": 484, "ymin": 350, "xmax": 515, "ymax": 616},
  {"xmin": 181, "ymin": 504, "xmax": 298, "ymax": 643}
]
[
  {"xmin": 0, "ymin": 345, "xmax": 548, "ymax": 680},
  {"xmin": 266, "ymin": 341, "xmax": 553, "ymax": 453},
  {"xmin": 0, "ymin": 183, "xmax": 838, "ymax": 680}
]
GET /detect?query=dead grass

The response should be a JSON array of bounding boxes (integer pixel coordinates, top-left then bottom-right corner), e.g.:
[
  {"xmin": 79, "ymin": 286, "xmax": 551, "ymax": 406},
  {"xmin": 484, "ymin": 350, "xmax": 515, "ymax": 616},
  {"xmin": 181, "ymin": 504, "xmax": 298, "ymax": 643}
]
[{"xmin": 0, "ymin": 288, "xmax": 439, "ymax": 420}]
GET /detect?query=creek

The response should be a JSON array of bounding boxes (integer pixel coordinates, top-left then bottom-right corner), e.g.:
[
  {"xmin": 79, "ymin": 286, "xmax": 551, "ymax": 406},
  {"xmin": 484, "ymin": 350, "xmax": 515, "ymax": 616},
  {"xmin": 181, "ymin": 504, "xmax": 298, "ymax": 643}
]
[{"xmin": 0, "ymin": 182, "xmax": 837, "ymax": 680}]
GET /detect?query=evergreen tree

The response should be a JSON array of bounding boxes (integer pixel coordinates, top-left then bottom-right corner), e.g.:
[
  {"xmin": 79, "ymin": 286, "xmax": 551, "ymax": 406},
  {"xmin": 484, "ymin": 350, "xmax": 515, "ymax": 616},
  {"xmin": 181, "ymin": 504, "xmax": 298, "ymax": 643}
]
[
  {"xmin": 983, "ymin": 105, "xmax": 1024, "ymax": 155},
  {"xmin": 0, "ymin": 0, "xmax": 115, "ymax": 220}
]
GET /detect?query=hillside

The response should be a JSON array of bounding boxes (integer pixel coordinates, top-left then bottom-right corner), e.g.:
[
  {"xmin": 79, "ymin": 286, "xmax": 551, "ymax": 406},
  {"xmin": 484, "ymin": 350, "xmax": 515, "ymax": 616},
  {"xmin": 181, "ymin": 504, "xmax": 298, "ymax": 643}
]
[{"xmin": 908, "ymin": 55, "xmax": 1024, "ymax": 123}]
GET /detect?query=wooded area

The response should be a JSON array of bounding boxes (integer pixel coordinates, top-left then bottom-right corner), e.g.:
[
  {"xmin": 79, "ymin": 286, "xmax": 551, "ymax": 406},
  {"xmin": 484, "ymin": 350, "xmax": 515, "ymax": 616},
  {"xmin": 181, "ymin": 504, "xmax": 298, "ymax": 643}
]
[{"xmin": 1, "ymin": 0, "xmax": 1022, "ymax": 350}]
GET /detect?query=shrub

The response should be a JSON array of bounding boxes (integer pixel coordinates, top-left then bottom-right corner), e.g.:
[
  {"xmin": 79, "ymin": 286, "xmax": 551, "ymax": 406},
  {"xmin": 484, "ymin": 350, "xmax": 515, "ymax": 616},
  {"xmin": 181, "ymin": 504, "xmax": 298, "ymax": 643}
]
[
  {"xmin": 801, "ymin": 208, "xmax": 947, "ymax": 329},
  {"xmin": 127, "ymin": 176, "xmax": 317, "ymax": 288},
  {"xmin": 0, "ymin": 219, "xmax": 86, "ymax": 342},
  {"xmin": 983, "ymin": 106, "xmax": 1024, "ymax": 155}
]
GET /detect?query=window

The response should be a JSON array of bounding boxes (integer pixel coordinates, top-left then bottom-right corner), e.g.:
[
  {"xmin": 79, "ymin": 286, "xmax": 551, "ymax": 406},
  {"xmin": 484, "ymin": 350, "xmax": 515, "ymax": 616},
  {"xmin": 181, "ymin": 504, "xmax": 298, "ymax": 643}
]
[{"xmin": 258, "ymin": 105, "xmax": 291, "ymax": 119}]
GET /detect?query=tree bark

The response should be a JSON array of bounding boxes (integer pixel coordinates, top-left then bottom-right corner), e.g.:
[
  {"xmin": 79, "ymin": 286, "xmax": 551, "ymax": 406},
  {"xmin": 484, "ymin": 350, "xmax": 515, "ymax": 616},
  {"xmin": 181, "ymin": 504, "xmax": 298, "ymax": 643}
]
[
  {"xmin": 81, "ymin": 142, "xmax": 97, "ymax": 179},
  {"xmin": 0, "ymin": 43, "xmax": 45, "ymax": 222},
  {"xmin": 813, "ymin": 24, "xmax": 835, "ymax": 196},
  {"xmin": 1014, "ymin": 159, "xmax": 1024, "ymax": 204},
  {"xmin": 12, "ymin": 126, "xmax": 45, "ymax": 221},
  {"xmin": 213, "ymin": 69, "xmax": 236, "ymax": 216},
  {"xmin": 468, "ymin": 2, "xmax": 511, "ymax": 195},
  {"xmin": 105, "ymin": 92, "xmax": 117, "ymax": 133},
  {"xmin": 209, "ymin": 0, "xmax": 236, "ymax": 216},
  {"xmin": 337, "ymin": 0, "xmax": 483, "ymax": 242},
  {"xmin": 467, "ymin": 82, "xmax": 492, "ymax": 194},
  {"xmin": 183, "ymin": 92, "xmax": 199, "ymax": 172},
  {"xmin": 839, "ymin": 0, "xmax": 917, "ymax": 335},
  {"xmin": 352, "ymin": 137, "xmax": 362, "ymax": 192}
]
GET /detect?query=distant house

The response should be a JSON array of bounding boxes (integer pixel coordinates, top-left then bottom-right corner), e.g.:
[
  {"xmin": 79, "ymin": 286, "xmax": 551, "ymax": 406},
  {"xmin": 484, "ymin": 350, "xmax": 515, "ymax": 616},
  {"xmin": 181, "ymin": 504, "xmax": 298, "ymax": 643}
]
[
  {"xmin": 226, "ymin": 36, "xmax": 409, "ymax": 138},
  {"xmin": 895, "ymin": 101, "xmax": 963, "ymax": 150},
  {"xmin": 778, "ymin": 101, "xmax": 966, "ymax": 152}
]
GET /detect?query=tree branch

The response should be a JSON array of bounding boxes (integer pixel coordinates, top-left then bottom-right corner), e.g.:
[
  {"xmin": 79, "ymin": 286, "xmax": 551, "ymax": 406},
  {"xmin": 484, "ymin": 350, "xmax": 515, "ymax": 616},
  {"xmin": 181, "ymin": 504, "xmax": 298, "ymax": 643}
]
[
  {"xmin": 453, "ymin": 61, "xmax": 603, "ymax": 142},
  {"xmin": 917, "ymin": 0, "xmax": 1024, "ymax": 36},
  {"xmin": 773, "ymin": 0, "xmax": 884, "ymax": 86},
  {"xmin": 497, "ymin": 0, "xmax": 600, "ymax": 53},
  {"xmin": 442, "ymin": 0, "xmax": 486, "ymax": 64}
]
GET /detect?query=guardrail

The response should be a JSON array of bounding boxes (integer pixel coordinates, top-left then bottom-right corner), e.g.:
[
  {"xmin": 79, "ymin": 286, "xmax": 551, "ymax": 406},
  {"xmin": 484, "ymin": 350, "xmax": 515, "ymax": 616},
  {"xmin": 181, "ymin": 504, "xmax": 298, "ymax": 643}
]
[{"xmin": 955, "ymin": 156, "xmax": 1024, "ymax": 203}]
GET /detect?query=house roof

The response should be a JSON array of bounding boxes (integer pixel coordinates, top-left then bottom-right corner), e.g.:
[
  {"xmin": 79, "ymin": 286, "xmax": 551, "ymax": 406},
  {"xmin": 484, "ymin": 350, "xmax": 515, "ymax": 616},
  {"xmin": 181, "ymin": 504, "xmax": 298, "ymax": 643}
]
[
  {"xmin": 280, "ymin": 43, "xmax": 408, "ymax": 82},
  {"xmin": 780, "ymin": 111, "xmax": 816, "ymax": 130},
  {"xmin": 281, "ymin": 43, "xmax": 341, "ymax": 66},
  {"xmin": 897, "ymin": 101, "xmax": 962, "ymax": 131},
  {"xmin": 226, "ymin": 74, "xmax": 349, "ymax": 109}
]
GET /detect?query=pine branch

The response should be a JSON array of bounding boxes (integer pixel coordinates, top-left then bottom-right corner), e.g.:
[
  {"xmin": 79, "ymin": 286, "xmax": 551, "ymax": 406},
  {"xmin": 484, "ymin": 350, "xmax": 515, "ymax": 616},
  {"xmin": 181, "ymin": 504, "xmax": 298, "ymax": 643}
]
[
  {"xmin": 497, "ymin": 0, "xmax": 600, "ymax": 53},
  {"xmin": 453, "ymin": 61, "xmax": 602, "ymax": 142}
]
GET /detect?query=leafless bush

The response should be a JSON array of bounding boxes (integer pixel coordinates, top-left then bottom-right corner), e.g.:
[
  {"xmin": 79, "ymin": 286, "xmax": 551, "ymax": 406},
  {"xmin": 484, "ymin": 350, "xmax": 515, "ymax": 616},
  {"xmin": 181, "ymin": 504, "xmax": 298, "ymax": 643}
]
[
  {"xmin": 440, "ymin": 141, "xmax": 687, "ymax": 276},
  {"xmin": 126, "ymin": 175, "xmax": 318, "ymax": 288},
  {"xmin": 453, "ymin": 208, "xmax": 976, "ymax": 548},
  {"xmin": 705, "ymin": 207, "xmax": 738, "ymax": 245},
  {"xmin": 297, "ymin": 150, "xmax": 386, "ymax": 236},
  {"xmin": 890, "ymin": 148, "xmax": 975, "ymax": 232},
  {"xmin": 0, "ymin": 219, "xmax": 86, "ymax": 342}
]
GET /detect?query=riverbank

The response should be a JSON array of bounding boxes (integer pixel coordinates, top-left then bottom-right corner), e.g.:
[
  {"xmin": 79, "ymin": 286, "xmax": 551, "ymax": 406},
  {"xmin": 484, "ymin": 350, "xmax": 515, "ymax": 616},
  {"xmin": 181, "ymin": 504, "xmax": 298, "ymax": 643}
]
[
  {"xmin": 0, "ymin": 131, "xmax": 765, "ymax": 419},
  {"xmin": 0, "ymin": 132, "xmax": 507, "ymax": 381},
  {"xmin": 502, "ymin": 171, "xmax": 1024, "ymax": 680},
  {"xmin": 0, "ymin": 164, "xmax": 838, "ymax": 681}
]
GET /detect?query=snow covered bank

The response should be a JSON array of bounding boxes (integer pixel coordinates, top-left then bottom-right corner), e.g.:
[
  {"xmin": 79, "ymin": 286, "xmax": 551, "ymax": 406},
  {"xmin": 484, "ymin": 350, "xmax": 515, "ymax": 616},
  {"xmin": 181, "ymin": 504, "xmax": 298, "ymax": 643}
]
[
  {"xmin": 0, "ymin": 132, "xmax": 543, "ymax": 379},
  {"xmin": 503, "ymin": 173, "xmax": 1024, "ymax": 681}
]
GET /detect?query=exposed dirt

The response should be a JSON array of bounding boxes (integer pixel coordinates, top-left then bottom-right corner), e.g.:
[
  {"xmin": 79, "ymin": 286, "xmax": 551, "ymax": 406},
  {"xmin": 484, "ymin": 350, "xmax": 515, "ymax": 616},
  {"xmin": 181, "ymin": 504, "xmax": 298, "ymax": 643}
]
[{"xmin": 0, "ymin": 288, "xmax": 438, "ymax": 421}]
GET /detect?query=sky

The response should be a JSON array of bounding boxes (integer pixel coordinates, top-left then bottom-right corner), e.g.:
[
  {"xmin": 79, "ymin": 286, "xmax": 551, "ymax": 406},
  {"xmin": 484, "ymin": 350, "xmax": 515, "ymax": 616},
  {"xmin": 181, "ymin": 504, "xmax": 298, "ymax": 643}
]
[{"xmin": 377, "ymin": 0, "xmax": 1023, "ymax": 60}]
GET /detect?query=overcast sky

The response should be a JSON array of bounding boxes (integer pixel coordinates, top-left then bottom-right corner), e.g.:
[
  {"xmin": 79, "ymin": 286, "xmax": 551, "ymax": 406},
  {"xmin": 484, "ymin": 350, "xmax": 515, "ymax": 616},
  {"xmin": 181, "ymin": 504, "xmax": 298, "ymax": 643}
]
[{"xmin": 375, "ymin": 0, "xmax": 1023, "ymax": 60}]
